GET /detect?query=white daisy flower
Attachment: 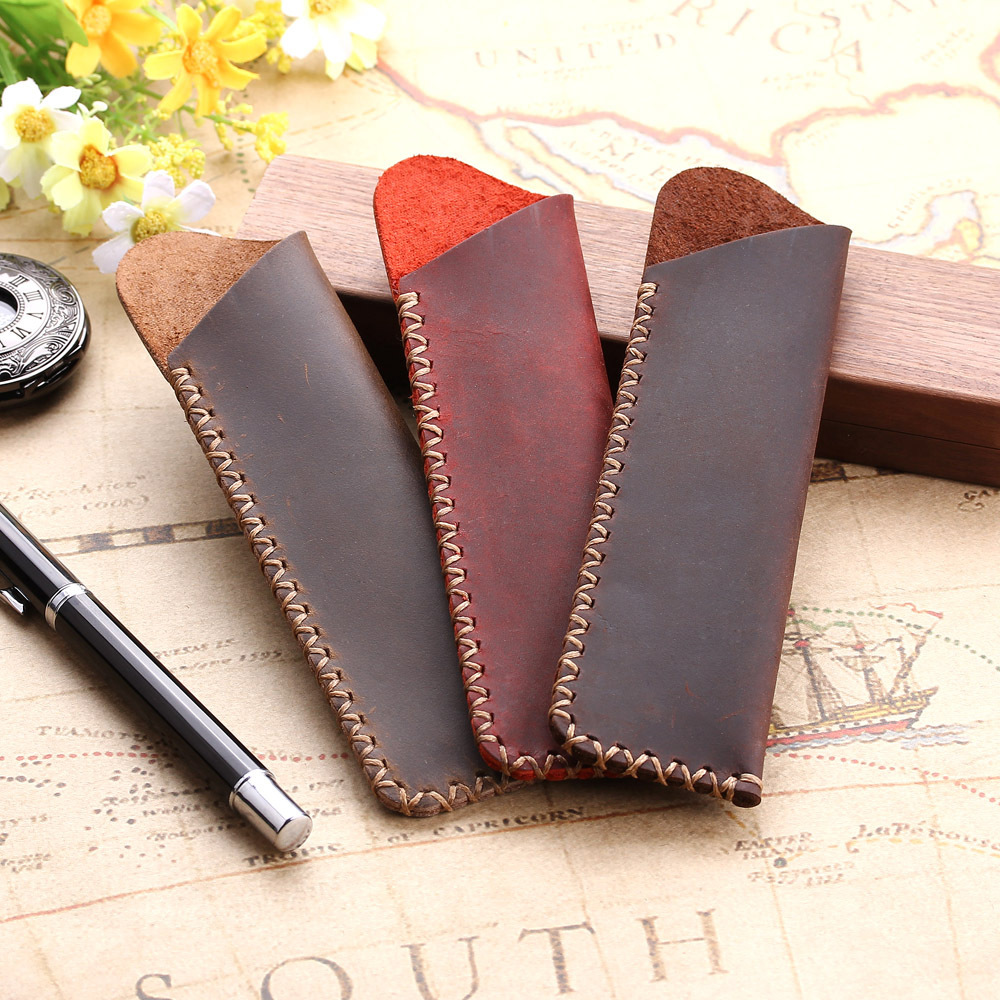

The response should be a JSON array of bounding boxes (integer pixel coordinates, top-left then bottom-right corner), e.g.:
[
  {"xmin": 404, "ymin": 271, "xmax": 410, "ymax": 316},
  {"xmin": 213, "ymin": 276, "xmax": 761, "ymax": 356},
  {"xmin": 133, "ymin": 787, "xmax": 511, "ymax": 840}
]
[
  {"xmin": 93, "ymin": 170, "xmax": 216, "ymax": 274},
  {"xmin": 280, "ymin": 0, "xmax": 386, "ymax": 80},
  {"xmin": 0, "ymin": 79, "xmax": 82, "ymax": 199}
]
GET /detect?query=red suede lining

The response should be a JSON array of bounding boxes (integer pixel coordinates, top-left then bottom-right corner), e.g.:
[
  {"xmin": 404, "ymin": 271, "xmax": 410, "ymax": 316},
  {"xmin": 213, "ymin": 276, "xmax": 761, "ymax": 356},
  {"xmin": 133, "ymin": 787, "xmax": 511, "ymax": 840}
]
[{"xmin": 373, "ymin": 155, "xmax": 546, "ymax": 295}]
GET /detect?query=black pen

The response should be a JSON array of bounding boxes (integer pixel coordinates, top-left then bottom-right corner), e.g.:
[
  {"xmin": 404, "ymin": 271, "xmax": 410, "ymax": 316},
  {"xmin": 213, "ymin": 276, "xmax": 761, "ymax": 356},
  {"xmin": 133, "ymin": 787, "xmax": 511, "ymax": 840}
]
[{"xmin": 0, "ymin": 501, "xmax": 311, "ymax": 851}]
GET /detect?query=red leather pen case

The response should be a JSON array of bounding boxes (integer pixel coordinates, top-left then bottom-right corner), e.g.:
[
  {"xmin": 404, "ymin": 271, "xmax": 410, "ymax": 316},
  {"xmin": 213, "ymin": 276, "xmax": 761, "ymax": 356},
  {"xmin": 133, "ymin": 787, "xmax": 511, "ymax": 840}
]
[
  {"xmin": 374, "ymin": 157, "xmax": 613, "ymax": 780},
  {"xmin": 550, "ymin": 168, "xmax": 851, "ymax": 807}
]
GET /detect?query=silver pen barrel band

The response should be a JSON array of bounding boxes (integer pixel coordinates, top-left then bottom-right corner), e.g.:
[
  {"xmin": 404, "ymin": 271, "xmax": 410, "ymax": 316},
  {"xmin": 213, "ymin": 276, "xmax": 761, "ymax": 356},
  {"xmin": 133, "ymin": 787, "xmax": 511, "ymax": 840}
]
[{"xmin": 44, "ymin": 583, "xmax": 89, "ymax": 629}]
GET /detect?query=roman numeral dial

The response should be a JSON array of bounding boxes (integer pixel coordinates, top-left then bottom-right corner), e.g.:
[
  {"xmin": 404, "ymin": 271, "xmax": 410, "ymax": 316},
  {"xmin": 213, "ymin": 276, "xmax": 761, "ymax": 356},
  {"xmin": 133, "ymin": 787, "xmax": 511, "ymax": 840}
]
[
  {"xmin": 0, "ymin": 254, "xmax": 89, "ymax": 406},
  {"xmin": 0, "ymin": 269, "xmax": 52, "ymax": 350}
]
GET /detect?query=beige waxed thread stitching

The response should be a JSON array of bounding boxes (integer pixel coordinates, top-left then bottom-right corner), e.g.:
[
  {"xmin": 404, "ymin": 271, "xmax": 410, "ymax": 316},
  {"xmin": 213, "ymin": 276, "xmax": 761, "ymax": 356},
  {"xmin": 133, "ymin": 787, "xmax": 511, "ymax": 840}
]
[
  {"xmin": 169, "ymin": 366, "xmax": 507, "ymax": 815},
  {"xmin": 546, "ymin": 283, "xmax": 763, "ymax": 804},
  {"xmin": 396, "ymin": 292, "xmax": 578, "ymax": 782}
]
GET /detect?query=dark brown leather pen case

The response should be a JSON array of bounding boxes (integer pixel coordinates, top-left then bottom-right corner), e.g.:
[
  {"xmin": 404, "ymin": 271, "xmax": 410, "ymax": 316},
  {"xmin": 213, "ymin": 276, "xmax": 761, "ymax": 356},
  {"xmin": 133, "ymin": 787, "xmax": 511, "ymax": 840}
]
[
  {"xmin": 550, "ymin": 168, "xmax": 851, "ymax": 807},
  {"xmin": 117, "ymin": 230, "xmax": 509, "ymax": 816}
]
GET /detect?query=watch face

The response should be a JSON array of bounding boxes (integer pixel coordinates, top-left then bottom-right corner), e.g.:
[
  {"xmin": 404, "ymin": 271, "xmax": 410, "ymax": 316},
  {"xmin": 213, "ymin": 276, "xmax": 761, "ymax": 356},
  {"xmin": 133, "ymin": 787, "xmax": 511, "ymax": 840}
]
[{"xmin": 0, "ymin": 254, "xmax": 89, "ymax": 406}]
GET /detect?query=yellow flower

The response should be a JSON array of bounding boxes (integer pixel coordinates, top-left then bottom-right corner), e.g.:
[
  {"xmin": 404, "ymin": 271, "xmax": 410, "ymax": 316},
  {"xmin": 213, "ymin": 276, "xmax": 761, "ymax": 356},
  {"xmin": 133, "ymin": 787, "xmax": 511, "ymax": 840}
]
[
  {"xmin": 252, "ymin": 112, "xmax": 287, "ymax": 162},
  {"xmin": 146, "ymin": 133, "xmax": 206, "ymax": 187},
  {"xmin": 266, "ymin": 44, "xmax": 292, "ymax": 74},
  {"xmin": 40, "ymin": 118, "xmax": 151, "ymax": 235},
  {"xmin": 144, "ymin": 6, "xmax": 266, "ymax": 118},
  {"xmin": 214, "ymin": 120, "xmax": 235, "ymax": 151},
  {"xmin": 246, "ymin": 1, "xmax": 286, "ymax": 41},
  {"xmin": 65, "ymin": 0, "xmax": 162, "ymax": 78}
]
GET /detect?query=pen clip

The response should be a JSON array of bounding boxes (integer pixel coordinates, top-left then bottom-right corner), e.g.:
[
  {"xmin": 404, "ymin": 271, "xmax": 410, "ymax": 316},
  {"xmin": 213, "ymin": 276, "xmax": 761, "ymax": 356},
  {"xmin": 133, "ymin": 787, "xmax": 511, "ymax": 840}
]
[
  {"xmin": 0, "ymin": 569, "xmax": 28, "ymax": 615},
  {"xmin": 0, "ymin": 585, "xmax": 28, "ymax": 615}
]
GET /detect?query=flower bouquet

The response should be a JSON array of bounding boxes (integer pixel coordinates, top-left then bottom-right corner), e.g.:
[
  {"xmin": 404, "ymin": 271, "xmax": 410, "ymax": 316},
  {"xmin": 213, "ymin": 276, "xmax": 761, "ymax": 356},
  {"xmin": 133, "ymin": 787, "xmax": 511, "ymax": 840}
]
[{"xmin": 0, "ymin": 0, "xmax": 386, "ymax": 270}]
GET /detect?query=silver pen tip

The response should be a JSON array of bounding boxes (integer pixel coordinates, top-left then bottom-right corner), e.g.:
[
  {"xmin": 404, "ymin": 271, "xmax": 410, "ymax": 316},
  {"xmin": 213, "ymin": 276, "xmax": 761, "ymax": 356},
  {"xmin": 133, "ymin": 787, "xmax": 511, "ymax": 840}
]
[{"xmin": 230, "ymin": 769, "xmax": 312, "ymax": 852}]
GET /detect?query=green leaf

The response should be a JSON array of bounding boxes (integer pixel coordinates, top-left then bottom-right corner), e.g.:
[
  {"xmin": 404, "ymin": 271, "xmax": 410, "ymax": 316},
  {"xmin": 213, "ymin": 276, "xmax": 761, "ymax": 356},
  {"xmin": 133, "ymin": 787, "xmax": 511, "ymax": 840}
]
[
  {"xmin": 0, "ymin": 39, "xmax": 18, "ymax": 87},
  {"xmin": 55, "ymin": 5, "xmax": 87, "ymax": 45},
  {"xmin": 0, "ymin": 0, "xmax": 87, "ymax": 47}
]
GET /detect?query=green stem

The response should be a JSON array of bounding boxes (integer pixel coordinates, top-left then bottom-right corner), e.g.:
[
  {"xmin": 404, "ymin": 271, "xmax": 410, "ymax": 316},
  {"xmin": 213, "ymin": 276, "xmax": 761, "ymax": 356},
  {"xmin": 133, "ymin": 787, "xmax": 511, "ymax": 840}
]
[
  {"xmin": 144, "ymin": 5, "xmax": 177, "ymax": 31},
  {"xmin": 0, "ymin": 18, "xmax": 75, "ymax": 89},
  {"xmin": 0, "ymin": 16, "xmax": 32, "ymax": 56},
  {"xmin": 129, "ymin": 81, "xmax": 168, "ymax": 100}
]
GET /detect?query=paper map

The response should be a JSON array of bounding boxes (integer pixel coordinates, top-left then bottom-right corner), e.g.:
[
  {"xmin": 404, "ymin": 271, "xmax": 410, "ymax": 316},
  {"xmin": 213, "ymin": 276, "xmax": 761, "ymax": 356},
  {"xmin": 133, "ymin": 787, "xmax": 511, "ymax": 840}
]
[{"xmin": 2, "ymin": 2, "xmax": 999, "ymax": 997}]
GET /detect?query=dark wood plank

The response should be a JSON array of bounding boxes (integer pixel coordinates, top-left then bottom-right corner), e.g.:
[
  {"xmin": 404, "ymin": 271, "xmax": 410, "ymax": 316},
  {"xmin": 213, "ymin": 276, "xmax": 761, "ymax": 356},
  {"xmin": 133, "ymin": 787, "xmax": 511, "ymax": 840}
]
[
  {"xmin": 240, "ymin": 155, "xmax": 1000, "ymax": 484},
  {"xmin": 817, "ymin": 419, "xmax": 1000, "ymax": 486}
]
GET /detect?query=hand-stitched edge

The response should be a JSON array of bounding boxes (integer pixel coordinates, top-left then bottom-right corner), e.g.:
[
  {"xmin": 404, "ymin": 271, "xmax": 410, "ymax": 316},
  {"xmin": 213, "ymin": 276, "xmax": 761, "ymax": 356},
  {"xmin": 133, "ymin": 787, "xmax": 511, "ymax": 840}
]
[
  {"xmin": 395, "ymin": 291, "xmax": 581, "ymax": 782},
  {"xmin": 546, "ymin": 283, "xmax": 764, "ymax": 807},
  {"xmin": 169, "ymin": 365, "xmax": 508, "ymax": 817}
]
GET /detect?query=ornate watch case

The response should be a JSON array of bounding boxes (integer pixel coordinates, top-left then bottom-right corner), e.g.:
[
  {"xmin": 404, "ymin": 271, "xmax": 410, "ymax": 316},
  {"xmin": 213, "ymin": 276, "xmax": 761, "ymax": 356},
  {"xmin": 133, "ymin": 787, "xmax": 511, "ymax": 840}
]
[{"xmin": 0, "ymin": 253, "xmax": 89, "ymax": 406}]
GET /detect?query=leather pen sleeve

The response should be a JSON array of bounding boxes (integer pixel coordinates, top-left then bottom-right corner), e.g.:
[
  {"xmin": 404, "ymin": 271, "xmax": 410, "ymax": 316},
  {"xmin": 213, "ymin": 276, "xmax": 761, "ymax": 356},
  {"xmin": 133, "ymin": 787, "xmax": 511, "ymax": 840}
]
[
  {"xmin": 374, "ymin": 157, "xmax": 613, "ymax": 780},
  {"xmin": 117, "ymin": 230, "xmax": 509, "ymax": 816},
  {"xmin": 550, "ymin": 168, "xmax": 851, "ymax": 807}
]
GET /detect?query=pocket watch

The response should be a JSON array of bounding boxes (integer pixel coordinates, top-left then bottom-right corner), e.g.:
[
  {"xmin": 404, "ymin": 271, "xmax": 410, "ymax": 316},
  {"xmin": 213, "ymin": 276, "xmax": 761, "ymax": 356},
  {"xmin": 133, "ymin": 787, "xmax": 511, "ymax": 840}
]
[{"xmin": 0, "ymin": 253, "xmax": 89, "ymax": 406}]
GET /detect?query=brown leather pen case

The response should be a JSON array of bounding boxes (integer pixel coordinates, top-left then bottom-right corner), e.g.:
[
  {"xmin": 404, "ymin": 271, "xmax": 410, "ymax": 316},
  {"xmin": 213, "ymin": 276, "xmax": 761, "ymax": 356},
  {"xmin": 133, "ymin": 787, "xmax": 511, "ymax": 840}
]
[
  {"xmin": 550, "ymin": 168, "xmax": 851, "ymax": 807},
  {"xmin": 116, "ymin": 230, "xmax": 509, "ymax": 816},
  {"xmin": 374, "ymin": 156, "xmax": 613, "ymax": 781}
]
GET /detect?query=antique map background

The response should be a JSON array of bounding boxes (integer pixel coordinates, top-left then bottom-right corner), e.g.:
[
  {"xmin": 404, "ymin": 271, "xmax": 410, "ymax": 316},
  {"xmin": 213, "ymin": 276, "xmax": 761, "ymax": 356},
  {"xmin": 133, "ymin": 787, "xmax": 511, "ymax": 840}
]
[{"xmin": 3, "ymin": 1, "xmax": 1000, "ymax": 997}]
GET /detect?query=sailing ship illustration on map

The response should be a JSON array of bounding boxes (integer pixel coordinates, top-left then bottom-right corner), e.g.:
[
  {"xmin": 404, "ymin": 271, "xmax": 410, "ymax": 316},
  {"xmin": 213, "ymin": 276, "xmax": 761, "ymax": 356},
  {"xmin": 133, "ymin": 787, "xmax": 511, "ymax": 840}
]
[{"xmin": 769, "ymin": 609, "xmax": 939, "ymax": 746}]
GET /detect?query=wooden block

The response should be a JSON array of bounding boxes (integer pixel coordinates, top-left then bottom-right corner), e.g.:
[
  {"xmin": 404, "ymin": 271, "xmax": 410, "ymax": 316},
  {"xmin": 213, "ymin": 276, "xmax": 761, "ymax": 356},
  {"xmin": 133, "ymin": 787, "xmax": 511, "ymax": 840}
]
[{"xmin": 240, "ymin": 155, "xmax": 1000, "ymax": 485}]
